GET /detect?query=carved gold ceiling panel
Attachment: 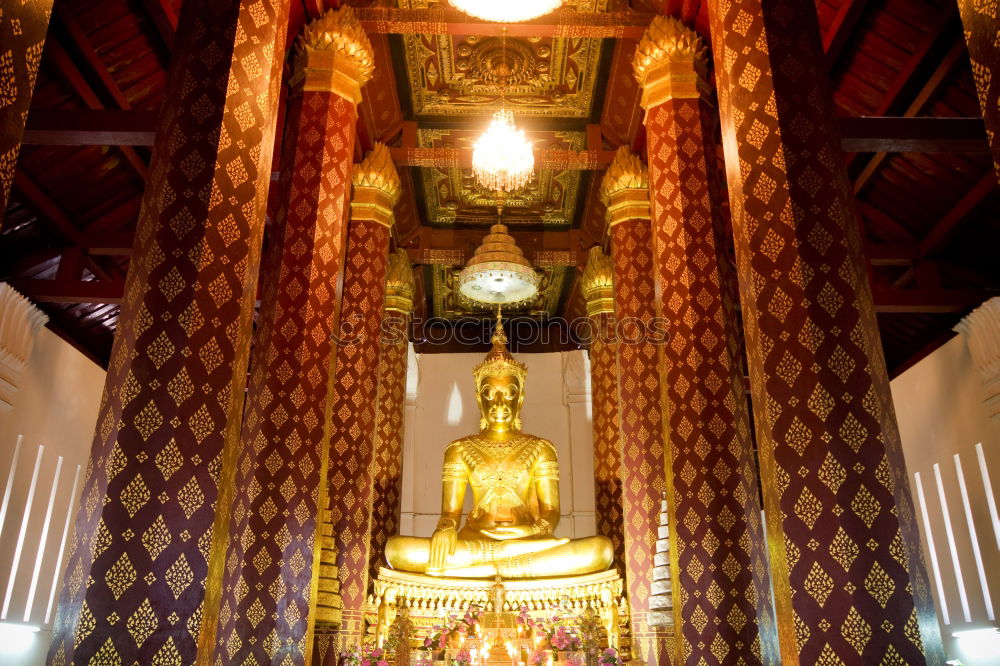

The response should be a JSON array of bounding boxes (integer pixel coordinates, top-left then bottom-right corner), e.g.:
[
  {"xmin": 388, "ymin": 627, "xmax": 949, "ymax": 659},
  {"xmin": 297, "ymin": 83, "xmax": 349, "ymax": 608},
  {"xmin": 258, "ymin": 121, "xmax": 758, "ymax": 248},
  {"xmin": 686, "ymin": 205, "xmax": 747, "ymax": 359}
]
[
  {"xmin": 418, "ymin": 128, "xmax": 585, "ymax": 227},
  {"xmin": 398, "ymin": 0, "xmax": 608, "ymax": 118},
  {"xmin": 431, "ymin": 265, "xmax": 570, "ymax": 319}
]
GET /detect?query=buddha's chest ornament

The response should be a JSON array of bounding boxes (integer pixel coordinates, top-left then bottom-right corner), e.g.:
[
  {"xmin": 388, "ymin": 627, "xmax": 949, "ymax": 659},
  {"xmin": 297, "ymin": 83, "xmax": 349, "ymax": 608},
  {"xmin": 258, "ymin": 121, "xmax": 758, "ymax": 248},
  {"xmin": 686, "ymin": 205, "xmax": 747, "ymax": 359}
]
[{"xmin": 464, "ymin": 435, "xmax": 539, "ymax": 523}]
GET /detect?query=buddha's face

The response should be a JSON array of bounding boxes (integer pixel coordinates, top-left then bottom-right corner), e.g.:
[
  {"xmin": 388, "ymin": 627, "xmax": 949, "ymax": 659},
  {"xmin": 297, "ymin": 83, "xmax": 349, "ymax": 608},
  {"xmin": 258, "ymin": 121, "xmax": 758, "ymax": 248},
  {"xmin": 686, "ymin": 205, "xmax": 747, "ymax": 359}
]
[{"xmin": 476, "ymin": 374, "xmax": 524, "ymax": 432}]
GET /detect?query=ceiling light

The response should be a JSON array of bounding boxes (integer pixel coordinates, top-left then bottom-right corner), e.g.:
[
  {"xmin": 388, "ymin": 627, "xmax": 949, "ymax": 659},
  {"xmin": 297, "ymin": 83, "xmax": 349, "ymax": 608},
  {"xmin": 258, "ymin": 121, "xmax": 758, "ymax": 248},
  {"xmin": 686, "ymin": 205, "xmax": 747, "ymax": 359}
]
[
  {"xmin": 459, "ymin": 222, "xmax": 540, "ymax": 305},
  {"xmin": 449, "ymin": 0, "xmax": 562, "ymax": 23},
  {"xmin": 472, "ymin": 110, "xmax": 534, "ymax": 195}
]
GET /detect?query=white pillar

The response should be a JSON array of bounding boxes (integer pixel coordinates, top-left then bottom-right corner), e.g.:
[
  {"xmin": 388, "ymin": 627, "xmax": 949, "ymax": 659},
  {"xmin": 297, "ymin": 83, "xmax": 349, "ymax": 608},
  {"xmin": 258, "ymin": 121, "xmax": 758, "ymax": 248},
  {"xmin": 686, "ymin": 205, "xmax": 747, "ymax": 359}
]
[
  {"xmin": 562, "ymin": 349, "xmax": 596, "ymax": 537},
  {"xmin": 0, "ymin": 284, "xmax": 47, "ymax": 412},
  {"xmin": 955, "ymin": 297, "xmax": 1000, "ymax": 424},
  {"xmin": 399, "ymin": 343, "xmax": 419, "ymax": 535}
]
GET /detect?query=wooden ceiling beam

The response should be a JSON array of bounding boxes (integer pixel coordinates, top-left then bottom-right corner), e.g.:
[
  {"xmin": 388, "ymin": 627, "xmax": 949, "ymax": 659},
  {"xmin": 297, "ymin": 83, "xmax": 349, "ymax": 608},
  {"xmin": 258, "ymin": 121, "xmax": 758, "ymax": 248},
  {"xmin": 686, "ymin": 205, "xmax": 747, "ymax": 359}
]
[
  {"xmin": 5, "ymin": 277, "xmax": 126, "ymax": 305},
  {"xmin": 840, "ymin": 117, "xmax": 988, "ymax": 154},
  {"xmin": 871, "ymin": 287, "xmax": 993, "ymax": 314},
  {"xmin": 43, "ymin": 38, "xmax": 149, "ymax": 183},
  {"xmin": 24, "ymin": 109, "xmax": 158, "ymax": 146},
  {"xmin": 853, "ymin": 39, "xmax": 967, "ymax": 194},
  {"xmin": 23, "ymin": 111, "xmax": 989, "ymax": 157},
  {"xmin": 355, "ymin": 7, "xmax": 654, "ymax": 39}
]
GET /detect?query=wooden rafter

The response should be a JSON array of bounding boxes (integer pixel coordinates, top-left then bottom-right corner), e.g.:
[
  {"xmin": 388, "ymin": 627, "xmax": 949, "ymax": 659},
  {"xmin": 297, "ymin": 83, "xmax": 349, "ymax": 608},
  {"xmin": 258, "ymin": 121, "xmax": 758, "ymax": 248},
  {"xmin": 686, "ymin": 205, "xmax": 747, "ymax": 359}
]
[
  {"xmin": 42, "ymin": 38, "xmax": 148, "ymax": 183},
  {"xmin": 824, "ymin": 0, "xmax": 875, "ymax": 70}
]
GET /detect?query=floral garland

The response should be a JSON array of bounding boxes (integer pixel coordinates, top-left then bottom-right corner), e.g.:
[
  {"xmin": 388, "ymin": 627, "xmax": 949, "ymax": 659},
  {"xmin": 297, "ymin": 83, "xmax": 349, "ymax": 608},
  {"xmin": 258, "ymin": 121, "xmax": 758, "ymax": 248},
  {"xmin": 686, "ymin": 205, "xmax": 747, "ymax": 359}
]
[{"xmin": 422, "ymin": 605, "xmax": 485, "ymax": 652}]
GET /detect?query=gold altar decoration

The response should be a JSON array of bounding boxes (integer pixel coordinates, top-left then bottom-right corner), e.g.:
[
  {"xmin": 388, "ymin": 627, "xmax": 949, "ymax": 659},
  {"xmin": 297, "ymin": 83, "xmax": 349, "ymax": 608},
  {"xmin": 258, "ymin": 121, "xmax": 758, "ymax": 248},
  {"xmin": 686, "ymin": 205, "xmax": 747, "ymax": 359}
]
[
  {"xmin": 384, "ymin": 314, "xmax": 613, "ymax": 578},
  {"xmin": 599, "ymin": 147, "xmax": 650, "ymax": 229},
  {"xmin": 352, "ymin": 142, "xmax": 402, "ymax": 228},
  {"xmin": 294, "ymin": 7, "xmax": 375, "ymax": 103},
  {"xmin": 316, "ymin": 507, "xmax": 344, "ymax": 627},
  {"xmin": 366, "ymin": 568, "xmax": 628, "ymax": 655},
  {"xmin": 631, "ymin": 16, "xmax": 709, "ymax": 109}
]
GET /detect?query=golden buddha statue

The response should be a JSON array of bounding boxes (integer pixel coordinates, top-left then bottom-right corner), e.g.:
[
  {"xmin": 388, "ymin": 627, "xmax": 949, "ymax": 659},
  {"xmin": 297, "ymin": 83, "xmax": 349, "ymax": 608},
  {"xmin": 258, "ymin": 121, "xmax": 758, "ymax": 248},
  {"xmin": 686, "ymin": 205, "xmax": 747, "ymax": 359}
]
[{"xmin": 385, "ymin": 315, "xmax": 614, "ymax": 579}]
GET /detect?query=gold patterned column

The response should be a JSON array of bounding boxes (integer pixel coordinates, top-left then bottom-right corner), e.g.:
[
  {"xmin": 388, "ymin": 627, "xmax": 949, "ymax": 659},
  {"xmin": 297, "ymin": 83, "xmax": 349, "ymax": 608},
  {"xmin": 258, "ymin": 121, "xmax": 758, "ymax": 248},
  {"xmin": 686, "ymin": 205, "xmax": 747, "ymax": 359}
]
[
  {"xmin": 326, "ymin": 144, "xmax": 400, "ymax": 649},
  {"xmin": 368, "ymin": 249, "xmax": 416, "ymax": 585},
  {"xmin": 46, "ymin": 1, "xmax": 289, "ymax": 663},
  {"xmin": 633, "ymin": 17, "xmax": 776, "ymax": 665},
  {"xmin": 580, "ymin": 247, "xmax": 626, "ymax": 574},
  {"xmin": 0, "ymin": 0, "xmax": 53, "ymax": 224},
  {"xmin": 208, "ymin": 8, "xmax": 373, "ymax": 666},
  {"xmin": 707, "ymin": 0, "xmax": 944, "ymax": 662},
  {"xmin": 958, "ymin": 0, "xmax": 1000, "ymax": 182},
  {"xmin": 602, "ymin": 148, "xmax": 674, "ymax": 666}
]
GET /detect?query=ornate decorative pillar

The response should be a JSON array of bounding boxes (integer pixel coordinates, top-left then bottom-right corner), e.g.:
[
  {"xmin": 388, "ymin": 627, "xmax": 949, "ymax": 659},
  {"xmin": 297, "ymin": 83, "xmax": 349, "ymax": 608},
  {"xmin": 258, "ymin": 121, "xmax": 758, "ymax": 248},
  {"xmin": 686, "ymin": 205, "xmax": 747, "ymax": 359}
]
[
  {"xmin": 0, "ymin": 0, "xmax": 53, "ymax": 222},
  {"xmin": 579, "ymin": 247, "xmax": 626, "ymax": 572},
  {"xmin": 368, "ymin": 249, "xmax": 416, "ymax": 585},
  {"xmin": 957, "ymin": 2, "xmax": 1000, "ymax": 181},
  {"xmin": 46, "ymin": 1, "xmax": 289, "ymax": 663},
  {"xmin": 707, "ymin": 0, "xmax": 944, "ymax": 663},
  {"xmin": 955, "ymin": 297, "xmax": 1000, "ymax": 424},
  {"xmin": 209, "ymin": 8, "xmax": 373, "ymax": 666},
  {"xmin": 0, "ymin": 284, "xmax": 48, "ymax": 411},
  {"xmin": 633, "ymin": 17, "xmax": 776, "ymax": 665},
  {"xmin": 601, "ymin": 148, "xmax": 673, "ymax": 666},
  {"xmin": 326, "ymin": 143, "xmax": 400, "ymax": 648}
]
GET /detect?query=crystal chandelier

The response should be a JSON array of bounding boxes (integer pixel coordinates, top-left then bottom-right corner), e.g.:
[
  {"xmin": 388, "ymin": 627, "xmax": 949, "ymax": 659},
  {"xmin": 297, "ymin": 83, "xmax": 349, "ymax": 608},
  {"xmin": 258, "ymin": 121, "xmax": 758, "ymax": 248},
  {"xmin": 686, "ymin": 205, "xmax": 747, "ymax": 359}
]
[
  {"xmin": 472, "ymin": 110, "xmax": 534, "ymax": 195},
  {"xmin": 459, "ymin": 219, "xmax": 540, "ymax": 305},
  {"xmin": 449, "ymin": 0, "xmax": 562, "ymax": 23}
]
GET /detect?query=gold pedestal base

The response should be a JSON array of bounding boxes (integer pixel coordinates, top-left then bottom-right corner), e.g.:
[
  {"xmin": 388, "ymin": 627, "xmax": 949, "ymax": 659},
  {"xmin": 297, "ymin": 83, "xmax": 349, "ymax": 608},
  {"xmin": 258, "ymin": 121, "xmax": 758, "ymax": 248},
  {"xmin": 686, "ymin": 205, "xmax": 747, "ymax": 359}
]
[{"xmin": 366, "ymin": 568, "xmax": 631, "ymax": 659}]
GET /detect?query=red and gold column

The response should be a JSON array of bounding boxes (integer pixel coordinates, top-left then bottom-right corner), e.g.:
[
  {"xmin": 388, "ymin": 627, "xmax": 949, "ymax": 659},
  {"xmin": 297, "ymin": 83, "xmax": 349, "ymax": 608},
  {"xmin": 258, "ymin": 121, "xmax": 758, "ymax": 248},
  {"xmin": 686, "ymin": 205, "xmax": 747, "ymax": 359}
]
[
  {"xmin": 707, "ymin": 0, "xmax": 944, "ymax": 662},
  {"xmin": 326, "ymin": 143, "xmax": 400, "ymax": 647},
  {"xmin": 958, "ymin": 1, "xmax": 1000, "ymax": 181},
  {"xmin": 208, "ymin": 8, "xmax": 373, "ymax": 666},
  {"xmin": 0, "ymin": 0, "xmax": 53, "ymax": 221},
  {"xmin": 46, "ymin": 1, "xmax": 289, "ymax": 663},
  {"xmin": 368, "ymin": 249, "xmax": 416, "ymax": 585},
  {"xmin": 580, "ymin": 247, "xmax": 626, "ymax": 573},
  {"xmin": 633, "ymin": 17, "xmax": 776, "ymax": 665},
  {"xmin": 602, "ymin": 148, "xmax": 672, "ymax": 666}
]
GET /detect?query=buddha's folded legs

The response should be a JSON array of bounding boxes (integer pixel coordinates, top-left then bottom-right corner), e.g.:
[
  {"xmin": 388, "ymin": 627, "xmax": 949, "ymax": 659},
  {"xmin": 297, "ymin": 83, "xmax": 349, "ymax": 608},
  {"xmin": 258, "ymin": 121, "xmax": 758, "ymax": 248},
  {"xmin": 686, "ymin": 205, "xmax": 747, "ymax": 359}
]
[{"xmin": 384, "ymin": 534, "xmax": 613, "ymax": 579}]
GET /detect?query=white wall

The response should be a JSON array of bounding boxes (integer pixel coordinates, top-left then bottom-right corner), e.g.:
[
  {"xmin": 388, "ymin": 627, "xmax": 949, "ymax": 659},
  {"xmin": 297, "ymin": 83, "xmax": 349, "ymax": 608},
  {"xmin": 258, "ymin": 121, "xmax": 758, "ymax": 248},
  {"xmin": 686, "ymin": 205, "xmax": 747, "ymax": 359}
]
[
  {"xmin": 0, "ymin": 329, "xmax": 105, "ymax": 666},
  {"xmin": 399, "ymin": 349, "xmax": 597, "ymax": 540},
  {"xmin": 892, "ymin": 335, "xmax": 1000, "ymax": 665}
]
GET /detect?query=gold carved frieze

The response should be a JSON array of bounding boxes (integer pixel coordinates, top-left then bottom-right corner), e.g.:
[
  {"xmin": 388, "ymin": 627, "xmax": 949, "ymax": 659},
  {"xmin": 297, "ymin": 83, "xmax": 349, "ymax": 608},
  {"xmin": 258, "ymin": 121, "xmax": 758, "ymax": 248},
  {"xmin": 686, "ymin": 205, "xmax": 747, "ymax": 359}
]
[
  {"xmin": 398, "ymin": 0, "xmax": 608, "ymax": 118},
  {"xmin": 419, "ymin": 128, "xmax": 584, "ymax": 227},
  {"xmin": 431, "ymin": 264, "xmax": 569, "ymax": 319}
]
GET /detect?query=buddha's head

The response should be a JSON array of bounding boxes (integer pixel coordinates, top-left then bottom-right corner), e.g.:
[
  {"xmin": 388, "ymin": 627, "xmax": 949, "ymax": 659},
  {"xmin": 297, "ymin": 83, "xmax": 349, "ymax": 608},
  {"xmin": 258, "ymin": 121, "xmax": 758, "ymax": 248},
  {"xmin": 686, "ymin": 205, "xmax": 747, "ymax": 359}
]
[{"xmin": 473, "ymin": 313, "xmax": 527, "ymax": 433}]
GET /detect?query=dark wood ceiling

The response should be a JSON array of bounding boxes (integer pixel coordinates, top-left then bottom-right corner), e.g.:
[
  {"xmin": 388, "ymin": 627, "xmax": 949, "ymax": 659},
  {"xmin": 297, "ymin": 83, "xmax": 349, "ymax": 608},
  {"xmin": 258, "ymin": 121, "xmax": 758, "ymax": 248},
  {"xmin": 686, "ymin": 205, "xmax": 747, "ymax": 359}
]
[{"xmin": 1, "ymin": 0, "xmax": 997, "ymax": 376}]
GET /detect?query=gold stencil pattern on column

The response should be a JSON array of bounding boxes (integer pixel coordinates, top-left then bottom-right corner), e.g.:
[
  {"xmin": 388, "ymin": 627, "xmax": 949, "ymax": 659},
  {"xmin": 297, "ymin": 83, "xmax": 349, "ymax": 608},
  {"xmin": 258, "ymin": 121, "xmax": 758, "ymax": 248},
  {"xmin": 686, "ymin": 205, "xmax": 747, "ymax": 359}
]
[
  {"xmin": 47, "ymin": 1, "xmax": 290, "ymax": 663},
  {"xmin": 210, "ymin": 26, "xmax": 363, "ymax": 663},
  {"xmin": 958, "ymin": 0, "xmax": 1000, "ymax": 182},
  {"xmin": 603, "ymin": 152, "xmax": 673, "ymax": 666},
  {"xmin": 707, "ymin": 0, "xmax": 944, "ymax": 662},
  {"xmin": 327, "ymin": 144, "xmax": 401, "ymax": 648},
  {"xmin": 368, "ymin": 250, "xmax": 415, "ymax": 586},
  {"xmin": 636, "ymin": 15, "xmax": 777, "ymax": 665},
  {"xmin": 581, "ymin": 247, "xmax": 626, "ymax": 573},
  {"xmin": 0, "ymin": 0, "xmax": 53, "ymax": 222}
]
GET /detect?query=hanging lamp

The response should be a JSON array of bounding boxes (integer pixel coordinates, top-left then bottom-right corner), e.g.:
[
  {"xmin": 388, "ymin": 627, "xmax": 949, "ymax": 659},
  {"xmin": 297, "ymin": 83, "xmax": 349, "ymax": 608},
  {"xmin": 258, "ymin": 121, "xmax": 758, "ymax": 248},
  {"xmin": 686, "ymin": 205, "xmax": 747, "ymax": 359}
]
[
  {"xmin": 449, "ymin": 0, "xmax": 562, "ymax": 23},
  {"xmin": 458, "ymin": 209, "xmax": 540, "ymax": 305}
]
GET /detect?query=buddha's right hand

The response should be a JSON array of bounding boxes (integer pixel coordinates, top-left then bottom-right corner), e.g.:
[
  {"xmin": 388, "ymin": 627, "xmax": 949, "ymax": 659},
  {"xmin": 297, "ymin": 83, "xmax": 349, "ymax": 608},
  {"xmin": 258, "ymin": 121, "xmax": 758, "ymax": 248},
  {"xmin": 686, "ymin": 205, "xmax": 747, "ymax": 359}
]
[{"xmin": 429, "ymin": 526, "xmax": 457, "ymax": 571}]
